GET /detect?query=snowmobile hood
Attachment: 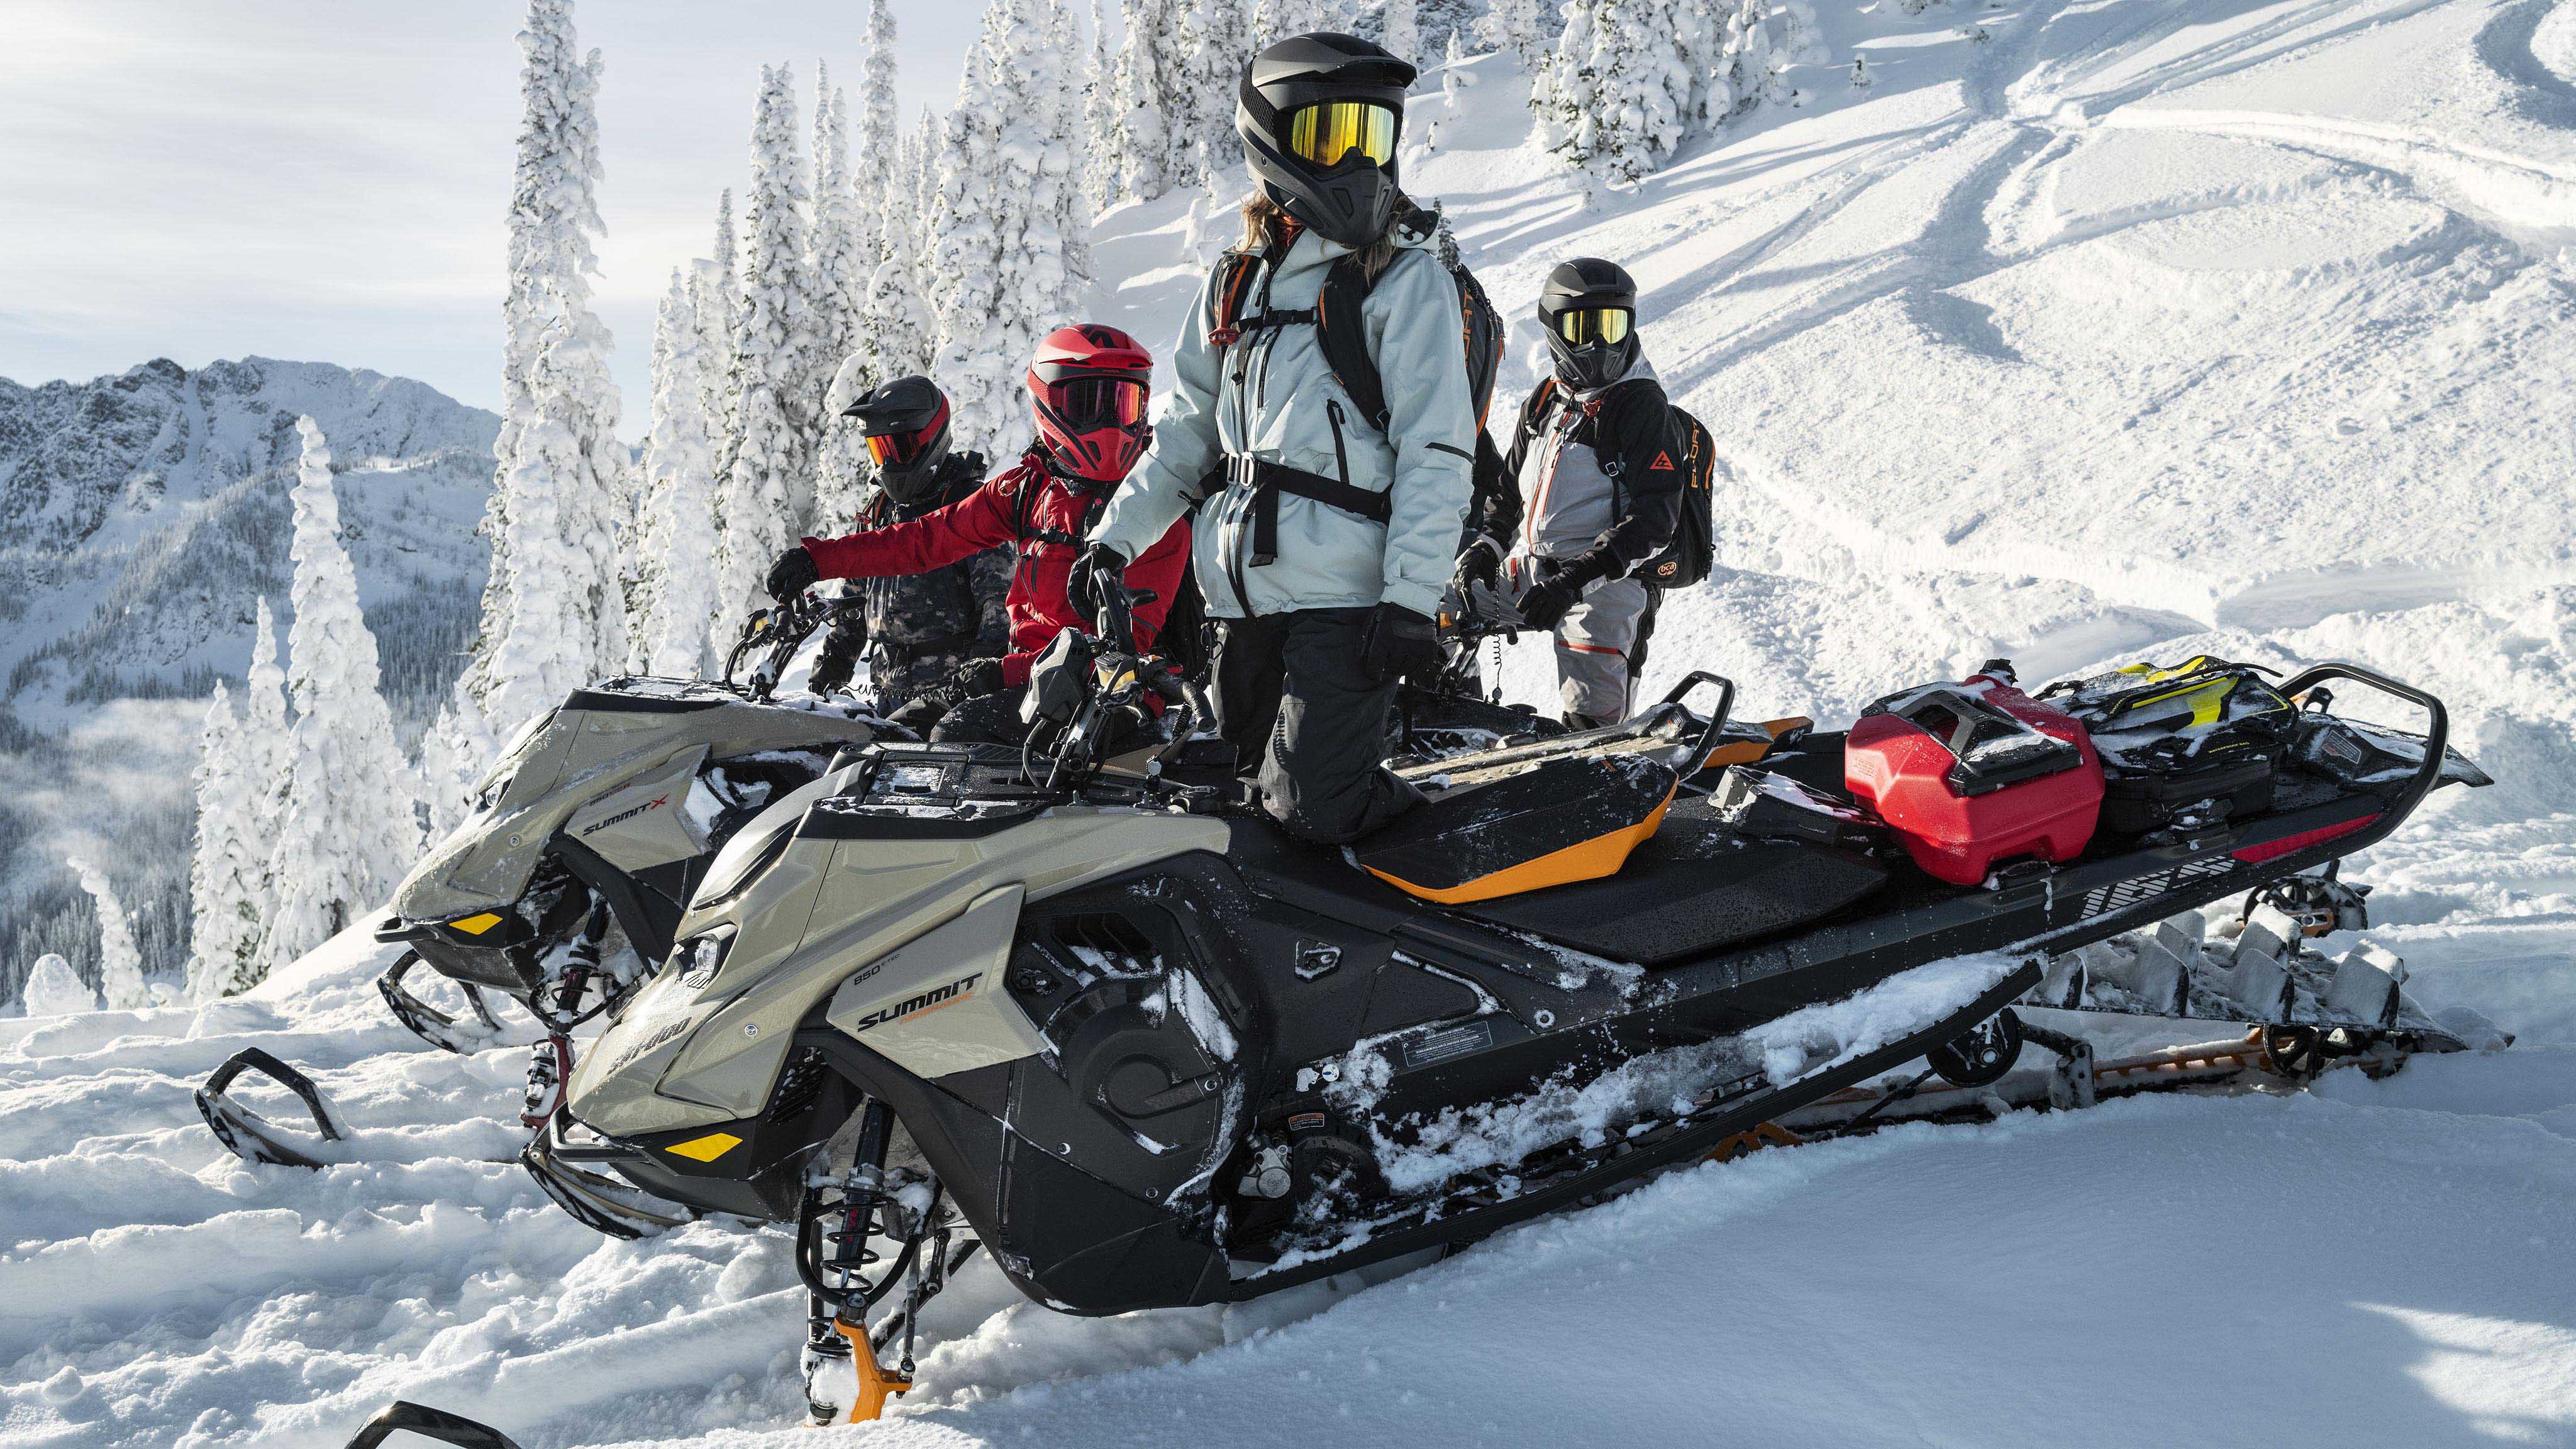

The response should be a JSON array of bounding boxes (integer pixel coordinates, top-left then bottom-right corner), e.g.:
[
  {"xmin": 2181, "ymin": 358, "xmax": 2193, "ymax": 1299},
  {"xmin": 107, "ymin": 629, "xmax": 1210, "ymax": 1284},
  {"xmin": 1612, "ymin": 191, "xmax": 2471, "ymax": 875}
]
[
  {"xmin": 565, "ymin": 744, "xmax": 1230, "ymax": 1140},
  {"xmin": 389, "ymin": 682, "xmax": 880, "ymax": 930}
]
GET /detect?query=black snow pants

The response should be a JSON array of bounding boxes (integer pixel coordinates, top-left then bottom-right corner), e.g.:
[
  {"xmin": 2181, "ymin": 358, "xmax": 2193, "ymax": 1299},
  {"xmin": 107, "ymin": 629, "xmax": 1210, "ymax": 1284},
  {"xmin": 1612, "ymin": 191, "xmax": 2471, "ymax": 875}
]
[{"xmin": 1210, "ymin": 607, "xmax": 1422, "ymax": 845}]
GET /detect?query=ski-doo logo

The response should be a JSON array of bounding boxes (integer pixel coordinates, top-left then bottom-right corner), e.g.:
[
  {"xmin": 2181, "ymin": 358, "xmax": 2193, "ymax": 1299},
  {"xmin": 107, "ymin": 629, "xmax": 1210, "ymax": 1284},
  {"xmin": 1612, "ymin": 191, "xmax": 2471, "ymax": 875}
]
[
  {"xmin": 853, "ymin": 972, "xmax": 982, "ymax": 1032},
  {"xmin": 579, "ymin": 793, "xmax": 669, "ymax": 836}
]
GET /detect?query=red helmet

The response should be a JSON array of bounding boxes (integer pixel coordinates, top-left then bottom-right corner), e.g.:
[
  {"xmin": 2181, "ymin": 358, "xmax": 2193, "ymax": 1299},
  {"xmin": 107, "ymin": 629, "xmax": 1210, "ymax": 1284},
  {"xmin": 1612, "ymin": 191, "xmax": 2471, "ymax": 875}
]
[{"xmin": 1028, "ymin": 324, "xmax": 1153, "ymax": 483}]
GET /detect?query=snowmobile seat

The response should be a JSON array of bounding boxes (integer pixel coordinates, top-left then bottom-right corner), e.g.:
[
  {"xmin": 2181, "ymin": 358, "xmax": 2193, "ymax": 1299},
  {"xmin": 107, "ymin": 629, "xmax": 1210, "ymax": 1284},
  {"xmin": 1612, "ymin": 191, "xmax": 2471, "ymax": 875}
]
[
  {"xmin": 1459, "ymin": 793, "xmax": 1889, "ymax": 967},
  {"xmin": 1355, "ymin": 751, "xmax": 1683, "ymax": 904}
]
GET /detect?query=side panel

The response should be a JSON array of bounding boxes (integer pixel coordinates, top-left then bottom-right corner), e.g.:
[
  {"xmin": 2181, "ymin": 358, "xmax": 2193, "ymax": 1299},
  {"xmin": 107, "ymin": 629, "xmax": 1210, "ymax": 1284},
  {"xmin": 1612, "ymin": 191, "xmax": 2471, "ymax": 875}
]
[
  {"xmin": 824, "ymin": 884, "xmax": 1048, "ymax": 1077},
  {"xmin": 565, "ymin": 747, "xmax": 709, "ymax": 872}
]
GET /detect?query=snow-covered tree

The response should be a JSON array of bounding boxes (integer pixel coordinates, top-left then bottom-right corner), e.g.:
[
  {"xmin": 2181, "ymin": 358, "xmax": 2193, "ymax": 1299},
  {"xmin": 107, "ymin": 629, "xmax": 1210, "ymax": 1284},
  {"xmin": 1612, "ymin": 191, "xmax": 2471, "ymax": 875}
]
[
  {"xmin": 855, "ymin": 0, "xmax": 902, "ymax": 271},
  {"xmin": 811, "ymin": 66, "xmax": 869, "ymax": 394},
  {"xmin": 431, "ymin": 0, "xmax": 620, "ymax": 818},
  {"xmin": 1084, "ymin": 0, "xmax": 1122, "ymax": 209},
  {"xmin": 242, "ymin": 596, "xmax": 290, "ymax": 835},
  {"xmin": 187, "ymin": 682, "xmax": 271, "ymax": 1002},
  {"xmin": 1380, "ymin": 0, "xmax": 1419, "ymax": 64},
  {"xmin": 1050, "ymin": 0, "xmax": 1099, "ymax": 291},
  {"xmin": 927, "ymin": 0, "xmax": 1094, "ymax": 456},
  {"xmin": 68, "ymin": 856, "xmax": 148, "ymax": 1010},
  {"xmin": 633, "ymin": 269, "xmax": 728, "ymax": 677},
  {"xmin": 1174, "ymin": 0, "xmax": 1254, "ymax": 189},
  {"xmin": 696, "ymin": 191, "xmax": 740, "ymax": 435},
  {"xmin": 816, "ymin": 355, "xmax": 878, "ymax": 535},
  {"xmin": 1706, "ymin": 0, "xmax": 1820, "ymax": 119},
  {"xmin": 1479, "ymin": 0, "xmax": 1549, "ymax": 67},
  {"xmin": 1441, "ymin": 28, "xmax": 1472, "ymax": 106},
  {"xmin": 264, "ymin": 418, "xmax": 423, "ymax": 972},
  {"xmin": 715, "ymin": 64, "xmax": 822, "ymax": 641},
  {"xmin": 21, "ymin": 954, "xmax": 95, "ymax": 1017},
  {"xmin": 1103, "ymin": 0, "xmax": 1189, "ymax": 200},
  {"xmin": 1254, "ymin": 0, "xmax": 1328, "ymax": 47},
  {"xmin": 1418, "ymin": 0, "xmax": 1479, "ymax": 55},
  {"xmin": 1533, "ymin": 0, "xmax": 1696, "ymax": 182}
]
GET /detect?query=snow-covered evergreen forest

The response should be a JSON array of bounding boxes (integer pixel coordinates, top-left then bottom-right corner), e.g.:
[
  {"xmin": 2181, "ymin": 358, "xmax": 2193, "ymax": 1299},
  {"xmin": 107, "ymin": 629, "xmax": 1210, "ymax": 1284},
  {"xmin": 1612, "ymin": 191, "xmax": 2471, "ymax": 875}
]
[{"xmin": 4, "ymin": 0, "xmax": 2575, "ymax": 1439}]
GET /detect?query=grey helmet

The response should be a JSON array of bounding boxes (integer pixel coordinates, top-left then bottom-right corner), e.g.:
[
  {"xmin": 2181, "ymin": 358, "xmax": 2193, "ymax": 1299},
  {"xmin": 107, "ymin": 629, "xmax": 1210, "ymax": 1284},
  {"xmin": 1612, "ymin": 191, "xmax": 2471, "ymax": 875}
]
[
  {"xmin": 1538, "ymin": 258, "xmax": 1641, "ymax": 392},
  {"xmin": 1236, "ymin": 33, "xmax": 1417, "ymax": 250}
]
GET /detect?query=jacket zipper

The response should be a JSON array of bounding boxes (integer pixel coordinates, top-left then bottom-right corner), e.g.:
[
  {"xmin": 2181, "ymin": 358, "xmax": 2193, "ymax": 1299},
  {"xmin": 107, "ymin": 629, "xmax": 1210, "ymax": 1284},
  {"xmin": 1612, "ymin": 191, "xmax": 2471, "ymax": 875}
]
[{"xmin": 1326, "ymin": 399, "xmax": 1352, "ymax": 486}]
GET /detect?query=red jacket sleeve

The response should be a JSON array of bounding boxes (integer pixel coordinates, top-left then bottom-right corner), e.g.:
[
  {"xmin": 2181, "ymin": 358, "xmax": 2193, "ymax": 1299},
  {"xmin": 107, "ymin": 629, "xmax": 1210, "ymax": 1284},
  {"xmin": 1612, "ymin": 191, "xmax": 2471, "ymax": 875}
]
[
  {"xmin": 802, "ymin": 475, "xmax": 1016, "ymax": 579},
  {"xmin": 1124, "ymin": 516, "xmax": 1192, "ymax": 658}
]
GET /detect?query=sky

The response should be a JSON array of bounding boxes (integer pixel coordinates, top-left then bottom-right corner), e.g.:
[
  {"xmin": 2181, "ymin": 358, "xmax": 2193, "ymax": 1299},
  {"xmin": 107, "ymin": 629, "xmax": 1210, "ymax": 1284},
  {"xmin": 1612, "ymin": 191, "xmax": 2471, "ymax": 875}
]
[{"xmin": 0, "ymin": 1, "xmax": 986, "ymax": 419}]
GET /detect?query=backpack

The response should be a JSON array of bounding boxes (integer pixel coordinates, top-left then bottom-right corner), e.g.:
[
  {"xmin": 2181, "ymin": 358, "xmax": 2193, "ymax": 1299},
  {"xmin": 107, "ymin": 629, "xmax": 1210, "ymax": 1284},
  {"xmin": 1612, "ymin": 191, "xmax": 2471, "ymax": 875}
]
[
  {"xmin": 1208, "ymin": 205, "xmax": 1507, "ymax": 436},
  {"xmin": 1518, "ymin": 377, "xmax": 1718, "ymax": 591}
]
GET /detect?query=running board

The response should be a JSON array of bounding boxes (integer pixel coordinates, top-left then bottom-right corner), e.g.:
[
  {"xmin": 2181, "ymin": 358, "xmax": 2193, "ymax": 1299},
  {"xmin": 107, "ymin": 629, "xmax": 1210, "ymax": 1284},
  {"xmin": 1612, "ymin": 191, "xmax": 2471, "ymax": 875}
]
[
  {"xmin": 1230, "ymin": 960, "xmax": 2043, "ymax": 1297},
  {"xmin": 196, "ymin": 1048, "xmax": 346, "ymax": 1169}
]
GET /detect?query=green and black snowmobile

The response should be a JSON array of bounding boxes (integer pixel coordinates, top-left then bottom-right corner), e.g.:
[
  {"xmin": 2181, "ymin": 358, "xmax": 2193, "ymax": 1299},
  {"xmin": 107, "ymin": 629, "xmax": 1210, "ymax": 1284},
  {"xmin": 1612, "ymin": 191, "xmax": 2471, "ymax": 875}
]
[{"xmin": 523, "ymin": 581, "xmax": 2492, "ymax": 1424}]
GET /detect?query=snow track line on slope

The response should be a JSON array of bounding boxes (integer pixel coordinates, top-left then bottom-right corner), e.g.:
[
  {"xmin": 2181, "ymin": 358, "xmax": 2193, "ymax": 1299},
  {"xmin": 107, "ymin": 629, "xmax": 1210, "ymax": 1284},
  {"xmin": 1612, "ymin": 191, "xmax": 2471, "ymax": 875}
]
[
  {"xmin": 2476, "ymin": 0, "xmax": 2576, "ymax": 131},
  {"xmin": 2100, "ymin": 107, "xmax": 2576, "ymax": 245}
]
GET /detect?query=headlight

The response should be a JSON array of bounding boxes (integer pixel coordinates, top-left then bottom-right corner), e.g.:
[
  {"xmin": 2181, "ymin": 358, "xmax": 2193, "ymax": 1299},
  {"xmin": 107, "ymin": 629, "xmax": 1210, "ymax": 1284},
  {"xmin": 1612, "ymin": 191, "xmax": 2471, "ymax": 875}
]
[{"xmin": 670, "ymin": 927, "xmax": 736, "ymax": 989}]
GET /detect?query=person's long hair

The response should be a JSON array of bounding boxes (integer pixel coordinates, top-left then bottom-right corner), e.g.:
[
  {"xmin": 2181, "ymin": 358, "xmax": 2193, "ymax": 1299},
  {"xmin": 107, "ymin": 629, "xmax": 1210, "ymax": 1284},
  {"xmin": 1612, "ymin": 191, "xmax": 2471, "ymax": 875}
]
[{"xmin": 1240, "ymin": 191, "xmax": 1399, "ymax": 280}]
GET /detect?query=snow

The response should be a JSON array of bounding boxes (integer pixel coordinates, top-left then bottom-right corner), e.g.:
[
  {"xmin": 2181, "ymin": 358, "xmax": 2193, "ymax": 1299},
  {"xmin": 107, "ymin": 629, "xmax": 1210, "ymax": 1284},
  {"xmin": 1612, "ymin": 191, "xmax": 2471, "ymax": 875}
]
[
  {"xmin": 10, "ymin": 0, "xmax": 2576, "ymax": 1443},
  {"xmin": 18, "ymin": 954, "xmax": 96, "ymax": 1018}
]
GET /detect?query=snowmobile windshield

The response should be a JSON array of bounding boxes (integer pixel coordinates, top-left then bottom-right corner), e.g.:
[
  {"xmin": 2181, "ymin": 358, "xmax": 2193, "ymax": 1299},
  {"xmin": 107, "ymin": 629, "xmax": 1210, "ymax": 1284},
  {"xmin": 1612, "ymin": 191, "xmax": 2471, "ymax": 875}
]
[
  {"xmin": 1287, "ymin": 101, "xmax": 1396, "ymax": 167},
  {"xmin": 474, "ymin": 708, "xmax": 558, "ymax": 809},
  {"xmin": 1553, "ymin": 306, "xmax": 1632, "ymax": 346}
]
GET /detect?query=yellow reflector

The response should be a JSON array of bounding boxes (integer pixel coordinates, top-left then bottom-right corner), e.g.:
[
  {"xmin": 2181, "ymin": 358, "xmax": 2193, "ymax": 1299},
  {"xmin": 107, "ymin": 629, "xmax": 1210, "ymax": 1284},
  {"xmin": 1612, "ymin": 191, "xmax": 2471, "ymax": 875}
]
[
  {"xmin": 1554, "ymin": 307, "xmax": 1631, "ymax": 346},
  {"xmin": 450, "ymin": 911, "xmax": 504, "ymax": 936},
  {"xmin": 665, "ymin": 1131, "xmax": 743, "ymax": 1162},
  {"xmin": 1287, "ymin": 101, "xmax": 1396, "ymax": 167}
]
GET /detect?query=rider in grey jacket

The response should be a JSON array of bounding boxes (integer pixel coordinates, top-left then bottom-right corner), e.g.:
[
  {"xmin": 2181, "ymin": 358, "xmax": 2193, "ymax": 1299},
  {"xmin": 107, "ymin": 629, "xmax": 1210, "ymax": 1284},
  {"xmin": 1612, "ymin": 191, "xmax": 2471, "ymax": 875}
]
[
  {"xmin": 1458, "ymin": 258, "xmax": 1680, "ymax": 728},
  {"xmin": 1084, "ymin": 33, "xmax": 1475, "ymax": 843}
]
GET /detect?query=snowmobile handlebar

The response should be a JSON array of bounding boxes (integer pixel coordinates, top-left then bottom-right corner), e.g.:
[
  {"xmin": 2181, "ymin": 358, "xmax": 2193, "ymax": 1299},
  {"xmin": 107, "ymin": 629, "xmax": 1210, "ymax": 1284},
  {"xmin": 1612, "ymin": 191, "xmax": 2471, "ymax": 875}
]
[
  {"xmin": 1657, "ymin": 670, "xmax": 1739, "ymax": 768},
  {"xmin": 725, "ymin": 590, "xmax": 858, "ymax": 701}
]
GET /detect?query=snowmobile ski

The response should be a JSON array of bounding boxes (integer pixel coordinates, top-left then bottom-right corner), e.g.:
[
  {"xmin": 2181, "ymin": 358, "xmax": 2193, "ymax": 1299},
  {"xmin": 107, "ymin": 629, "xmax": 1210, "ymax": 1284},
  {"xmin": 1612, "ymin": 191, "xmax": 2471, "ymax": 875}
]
[{"xmin": 195, "ymin": 1048, "xmax": 346, "ymax": 1169}]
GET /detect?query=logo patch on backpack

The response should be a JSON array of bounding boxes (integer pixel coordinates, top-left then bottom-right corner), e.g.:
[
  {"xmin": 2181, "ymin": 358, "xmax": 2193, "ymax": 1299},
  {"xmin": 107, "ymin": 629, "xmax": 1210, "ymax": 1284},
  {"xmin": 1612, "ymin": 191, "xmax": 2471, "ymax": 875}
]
[{"xmin": 1650, "ymin": 450, "xmax": 1675, "ymax": 471}]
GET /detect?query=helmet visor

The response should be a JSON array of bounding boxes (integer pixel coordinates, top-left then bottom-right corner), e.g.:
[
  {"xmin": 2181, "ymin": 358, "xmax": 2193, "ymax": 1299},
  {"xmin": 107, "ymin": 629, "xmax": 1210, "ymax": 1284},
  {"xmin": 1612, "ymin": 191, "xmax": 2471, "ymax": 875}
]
[
  {"xmin": 1287, "ymin": 102, "xmax": 1397, "ymax": 169},
  {"xmin": 1053, "ymin": 377, "xmax": 1148, "ymax": 433},
  {"xmin": 1553, "ymin": 306, "xmax": 1633, "ymax": 347},
  {"xmin": 864, "ymin": 429, "xmax": 931, "ymax": 467}
]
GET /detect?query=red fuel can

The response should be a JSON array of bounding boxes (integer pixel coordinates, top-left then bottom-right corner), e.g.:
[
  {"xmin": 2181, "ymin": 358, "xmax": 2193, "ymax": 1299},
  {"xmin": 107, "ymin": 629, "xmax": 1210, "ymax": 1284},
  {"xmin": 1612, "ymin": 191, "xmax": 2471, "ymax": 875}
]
[{"xmin": 1845, "ymin": 669, "xmax": 2104, "ymax": 886}]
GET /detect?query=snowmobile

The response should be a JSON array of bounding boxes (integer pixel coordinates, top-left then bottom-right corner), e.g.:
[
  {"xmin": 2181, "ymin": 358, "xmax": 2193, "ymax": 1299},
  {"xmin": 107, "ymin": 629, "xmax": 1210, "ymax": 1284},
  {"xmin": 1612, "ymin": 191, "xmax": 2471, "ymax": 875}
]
[
  {"xmin": 523, "ymin": 579, "xmax": 2487, "ymax": 1423},
  {"xmin": 197, "ymin": 592, "xmax": 891, "ymax": 1167}
]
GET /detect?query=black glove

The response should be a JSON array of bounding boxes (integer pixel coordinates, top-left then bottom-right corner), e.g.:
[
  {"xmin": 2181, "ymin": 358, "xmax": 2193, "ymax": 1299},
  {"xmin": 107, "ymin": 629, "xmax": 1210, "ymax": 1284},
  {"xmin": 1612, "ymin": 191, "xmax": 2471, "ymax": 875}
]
[
  {"xmin": 807, "ymin": 611, "xmax": 865, "ymax": 696},
  {"xmin": 1069, "ymin": 541, "xmax": 1130, "ymax": 630},
  {"xmin": 1360, "ymin": 602, "xmax": 1444, "ymax": 685},
  {"xmin": 1451, "ymin": 536, "xmax": 1502, "ymax": 594},
  {"xmin": 949, "ymin": 655, "xmax": 1006, "ymax": 700},
  {"xmin": 765, "ymin": 545, "xmax": 821, "ymax": 601},
  {"xmin": 1516, "ymin": 551, "xmax": 1614, "ymax": 631}
]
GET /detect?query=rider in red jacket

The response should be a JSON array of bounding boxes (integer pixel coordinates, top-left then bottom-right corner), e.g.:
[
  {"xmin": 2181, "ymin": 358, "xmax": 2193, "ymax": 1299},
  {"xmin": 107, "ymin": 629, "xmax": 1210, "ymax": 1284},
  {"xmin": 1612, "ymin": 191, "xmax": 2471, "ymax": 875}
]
[{"xmin": 768, "ymin": 325, "xmax": 1190, "ymax": 742}]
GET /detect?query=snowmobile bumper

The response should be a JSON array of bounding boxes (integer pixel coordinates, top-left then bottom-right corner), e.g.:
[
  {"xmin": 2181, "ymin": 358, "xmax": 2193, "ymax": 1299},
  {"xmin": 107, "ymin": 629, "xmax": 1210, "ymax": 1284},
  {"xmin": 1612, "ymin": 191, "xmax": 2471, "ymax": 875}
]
[
  {"xmin": 375, "ymin": 950, "xmax": 509, "ymax": 1055},
  {"xmin": 519, "ymin": 1111, "xmax": 698, "ymax": 1239},
  {"xmin": 343, "ymin": 1400, "xmax": 524, "ymax": 1449}
]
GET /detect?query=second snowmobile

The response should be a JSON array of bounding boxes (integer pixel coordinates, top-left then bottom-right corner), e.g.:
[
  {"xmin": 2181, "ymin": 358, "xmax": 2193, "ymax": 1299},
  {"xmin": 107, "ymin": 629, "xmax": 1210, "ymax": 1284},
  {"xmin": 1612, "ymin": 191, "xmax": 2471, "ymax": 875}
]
[{"xmin": 526, "ymin": 581, "xmax": 2487, "ymax": 1422}]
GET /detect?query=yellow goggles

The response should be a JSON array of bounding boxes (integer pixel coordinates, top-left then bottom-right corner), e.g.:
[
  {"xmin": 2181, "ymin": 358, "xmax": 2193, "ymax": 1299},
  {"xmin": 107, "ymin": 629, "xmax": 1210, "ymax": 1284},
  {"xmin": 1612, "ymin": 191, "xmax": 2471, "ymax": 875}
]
[
  {"xmin": 1287, "ymin": 102, "xmax": 1396, "ymax": 168},
  {"xmin": 1555, "ymin": 307, "xmax": 1632, "ymax": 346}
]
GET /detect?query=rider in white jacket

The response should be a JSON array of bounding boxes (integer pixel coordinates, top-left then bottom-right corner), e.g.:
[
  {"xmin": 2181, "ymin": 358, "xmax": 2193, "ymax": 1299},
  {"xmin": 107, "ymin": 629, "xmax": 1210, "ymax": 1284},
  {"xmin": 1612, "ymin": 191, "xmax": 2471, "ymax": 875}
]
[{"xmin": 1084, "ymin": 33, "xmax": 1476, "ymax": 843}]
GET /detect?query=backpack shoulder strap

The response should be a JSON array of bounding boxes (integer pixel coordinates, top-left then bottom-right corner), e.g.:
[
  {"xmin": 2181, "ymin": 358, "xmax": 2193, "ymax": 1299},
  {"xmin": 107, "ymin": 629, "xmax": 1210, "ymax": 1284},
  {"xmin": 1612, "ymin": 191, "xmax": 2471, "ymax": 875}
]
[
  {"xmin": 1204, "ymin": 250, "xmax": 1263, "ymax": 349},
  {"xmin": 1314, "ymin": 255, "xmax": 1385, "ymax": 430}
]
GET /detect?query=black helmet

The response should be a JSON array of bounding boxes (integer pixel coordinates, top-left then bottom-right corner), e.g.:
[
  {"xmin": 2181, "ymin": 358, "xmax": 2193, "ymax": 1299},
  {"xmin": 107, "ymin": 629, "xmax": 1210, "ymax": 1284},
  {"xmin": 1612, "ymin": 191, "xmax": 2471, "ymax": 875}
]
[
  {"xmin": 1236, "ymin": 33, "xmax": 1416, "ymax": 250},
  {"xmin": 1538, "ymin": 257, "xmax": 1640, "ymax": 392},
  {"xmin": 841, "ymin": 374, "xmax": 954, "ymax": 509}
]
